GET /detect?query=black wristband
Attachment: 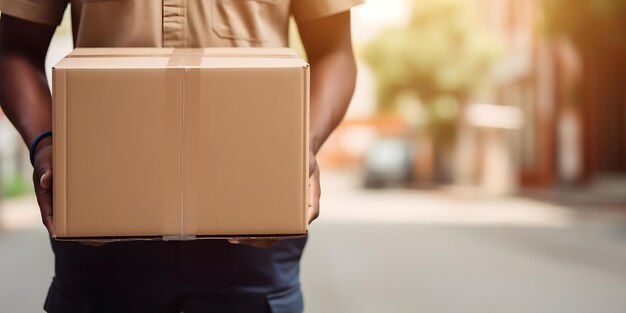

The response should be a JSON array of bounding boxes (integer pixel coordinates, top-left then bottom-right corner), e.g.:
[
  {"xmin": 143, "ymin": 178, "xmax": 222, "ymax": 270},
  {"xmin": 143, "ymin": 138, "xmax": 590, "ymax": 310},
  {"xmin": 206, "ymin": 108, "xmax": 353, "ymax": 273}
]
[{"xmin": 29, "ymin": 130, "xmax": 53, "ymax": 166}]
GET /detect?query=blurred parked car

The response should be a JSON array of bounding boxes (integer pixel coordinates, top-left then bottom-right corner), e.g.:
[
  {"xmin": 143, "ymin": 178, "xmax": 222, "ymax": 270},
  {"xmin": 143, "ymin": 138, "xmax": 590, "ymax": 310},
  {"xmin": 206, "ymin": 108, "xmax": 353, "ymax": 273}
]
[{"xmin": 363, "ymin": 137, "xmax": 413, "ymax": 189}]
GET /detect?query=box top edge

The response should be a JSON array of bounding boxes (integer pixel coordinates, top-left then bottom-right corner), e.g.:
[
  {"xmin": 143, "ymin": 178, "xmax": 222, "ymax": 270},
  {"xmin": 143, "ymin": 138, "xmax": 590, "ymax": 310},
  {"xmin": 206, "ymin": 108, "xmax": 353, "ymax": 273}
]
[
  {"xmin": 54, "ymin": 57, "xmax": 309, "ymax": 70},
  {"xmin": 69, "ymin": 47, "xmax": 299, "ymax": 57}
]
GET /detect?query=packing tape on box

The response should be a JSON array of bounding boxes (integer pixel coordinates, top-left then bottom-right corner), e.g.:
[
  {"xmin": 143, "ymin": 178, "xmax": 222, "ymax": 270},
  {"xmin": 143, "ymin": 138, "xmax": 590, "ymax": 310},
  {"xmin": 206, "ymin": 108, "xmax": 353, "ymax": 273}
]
[
  {"xmin": 65, "ymin": 48, "xmax": 299, "ymax": 60},
  {"xmin": 161, "ymin": 49, "xmax": 203, "ymax": 240},
  {"xmin": 66, "ymin": 53, "xmax": 297, "ymax": 59}
]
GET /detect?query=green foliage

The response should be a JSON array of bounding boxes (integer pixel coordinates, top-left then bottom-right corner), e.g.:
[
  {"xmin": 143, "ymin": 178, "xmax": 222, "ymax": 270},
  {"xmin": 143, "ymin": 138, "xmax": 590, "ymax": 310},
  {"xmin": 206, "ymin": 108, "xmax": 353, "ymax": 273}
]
[
  {"xmin": 364, "ymin": 0, "xmax": 501, "ymax": 116},
  {"xmin": 1, "ymin": 174, "xmax": 33, "ymax": 198}
]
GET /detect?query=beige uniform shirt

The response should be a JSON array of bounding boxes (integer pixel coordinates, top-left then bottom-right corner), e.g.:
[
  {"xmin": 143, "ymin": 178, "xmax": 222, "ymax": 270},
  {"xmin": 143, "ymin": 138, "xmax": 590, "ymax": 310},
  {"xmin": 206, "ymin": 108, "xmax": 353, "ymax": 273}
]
[{"xmin": 0, "ymin": 0, "xmax": 363, "ymax": 48}]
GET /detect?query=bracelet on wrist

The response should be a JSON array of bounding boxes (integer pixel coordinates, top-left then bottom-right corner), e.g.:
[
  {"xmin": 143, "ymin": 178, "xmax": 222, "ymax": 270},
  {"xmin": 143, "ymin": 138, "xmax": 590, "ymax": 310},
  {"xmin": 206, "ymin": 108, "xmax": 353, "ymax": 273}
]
[{"xmin": 29, "ymin": 130, "xmax": 53, "ymax": 166}]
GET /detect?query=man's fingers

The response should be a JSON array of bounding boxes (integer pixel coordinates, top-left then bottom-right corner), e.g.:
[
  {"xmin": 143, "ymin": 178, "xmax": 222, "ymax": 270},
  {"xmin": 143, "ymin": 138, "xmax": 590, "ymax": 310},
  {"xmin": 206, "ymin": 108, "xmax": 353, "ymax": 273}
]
[
  {"xmin": 307, "ymin": 199, "xmax": 320, "ymax": 223},
  {"xmin": 307, "ymin": 166, "xmax": 321, "ymax": 224},
  {"xmin": 80, "ymin": 241, "xmax": 109, "ymax": 247},
  {"xmin": 34, "ymin": 189, "xmax": 53, "ymax": 232},
  {"xmin": 33, "ymin": 172, "xmax": 53, "ymax": 235},
  {"xmin": 309, "ymin": 150, "xmax": 318, "ymax": 177},
  {"xmin": 40, "ymin": 169, "xmax": 52, "ymax": 188},
  {"xmin": 42, "ymin": 213, "xmax": 53, "ymax": 235},
  {"xmin": 228, "ymin": 238, "xmax": 278, "ymax": 248},
  {"xmin": 32, "ymin": 144, "xmax": 53, "ymax": 235}
]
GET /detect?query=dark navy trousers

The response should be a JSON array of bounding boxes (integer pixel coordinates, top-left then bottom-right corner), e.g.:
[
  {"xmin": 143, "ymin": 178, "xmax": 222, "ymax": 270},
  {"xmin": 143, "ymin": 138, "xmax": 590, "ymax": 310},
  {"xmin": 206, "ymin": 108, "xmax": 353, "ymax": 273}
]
[{"xmin": 44, "ymin": 237, "xmax": 307, "ymax": 313}]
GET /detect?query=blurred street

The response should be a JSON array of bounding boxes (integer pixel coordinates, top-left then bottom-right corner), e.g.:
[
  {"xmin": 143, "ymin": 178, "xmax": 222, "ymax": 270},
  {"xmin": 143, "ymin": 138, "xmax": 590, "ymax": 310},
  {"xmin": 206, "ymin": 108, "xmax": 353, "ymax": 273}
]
[
  {"xmin": 1, "ymin": 1, "xmax": 626, "ymax": 312},
  {"xmin": 2, "ymin": 170, "xmax": 625, "ymax": 313}
]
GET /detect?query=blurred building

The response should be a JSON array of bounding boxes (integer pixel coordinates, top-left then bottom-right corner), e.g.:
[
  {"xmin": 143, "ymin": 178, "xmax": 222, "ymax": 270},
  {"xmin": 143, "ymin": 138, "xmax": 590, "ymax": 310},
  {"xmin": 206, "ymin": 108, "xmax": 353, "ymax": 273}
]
[
  {"xmin": 320, "ymin": 0, "xmax": 625, "ymax": 192},
  {"xmin": 480, "ymin": 0, "xmax": 626, "ymax": 187}
]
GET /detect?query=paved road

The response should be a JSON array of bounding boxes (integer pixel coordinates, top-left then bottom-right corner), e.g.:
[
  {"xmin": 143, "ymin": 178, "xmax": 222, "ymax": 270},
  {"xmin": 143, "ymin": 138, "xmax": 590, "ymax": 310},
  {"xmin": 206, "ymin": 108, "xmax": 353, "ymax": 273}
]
[
  {"xmin": 302, "ymin": 222, "xmax": 626, "ymax": 313},
  {"xmin": 0, "ymin": 228, "xmax": 54, "ymax": 312},
  {"xmin": 1, "ymin": 171, "xmax": 625, "ymax": 313},
  {"xmin": 2, "ymin": 222, "xmax": 625, "ymax": 313}
]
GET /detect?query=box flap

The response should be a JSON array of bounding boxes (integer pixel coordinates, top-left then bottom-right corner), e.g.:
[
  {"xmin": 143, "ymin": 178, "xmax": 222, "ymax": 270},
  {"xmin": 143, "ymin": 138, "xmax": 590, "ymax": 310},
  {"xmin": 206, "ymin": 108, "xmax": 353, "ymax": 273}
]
[{"xmin": 55, "ymin": 48, "xmax": 307, "ymax": 70}]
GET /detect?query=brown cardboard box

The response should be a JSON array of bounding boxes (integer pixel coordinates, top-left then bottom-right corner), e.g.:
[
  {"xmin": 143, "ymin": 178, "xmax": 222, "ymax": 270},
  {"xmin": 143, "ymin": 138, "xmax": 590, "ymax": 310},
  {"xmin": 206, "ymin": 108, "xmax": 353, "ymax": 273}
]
[{"xmin": 52, "ymin": 48, "xmax": 309, "ymax": 240}]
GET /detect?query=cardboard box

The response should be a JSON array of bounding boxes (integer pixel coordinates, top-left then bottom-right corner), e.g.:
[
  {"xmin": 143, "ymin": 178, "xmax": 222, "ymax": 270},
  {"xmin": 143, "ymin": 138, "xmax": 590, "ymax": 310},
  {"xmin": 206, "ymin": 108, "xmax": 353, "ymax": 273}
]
[{"xmin": 52, "ymin": 48, "xmax": 309, "ymax": 241}]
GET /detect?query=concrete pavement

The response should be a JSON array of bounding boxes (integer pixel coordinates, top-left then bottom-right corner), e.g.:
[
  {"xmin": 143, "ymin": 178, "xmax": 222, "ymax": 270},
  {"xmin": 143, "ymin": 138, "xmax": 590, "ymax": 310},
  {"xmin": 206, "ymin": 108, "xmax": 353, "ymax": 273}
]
[
  {"xmin": 302, "ymin": 222, "xmax": 626, "ymax": 313},
  {"xmin": 1, "ymin": 171, "xmax": 625, "ymax": 313}
]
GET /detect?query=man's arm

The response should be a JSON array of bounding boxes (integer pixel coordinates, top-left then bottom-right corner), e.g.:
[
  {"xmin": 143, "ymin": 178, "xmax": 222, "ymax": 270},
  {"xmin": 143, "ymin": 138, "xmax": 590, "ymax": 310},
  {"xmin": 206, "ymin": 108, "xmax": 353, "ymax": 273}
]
[
  {"xmin": 0, "ymin": 14, "xmax": 56, "ymax": 233},
  {"xmin": 299, "ymin": 11, "xmax": 357, "ymax": 156},
  {"xmin": 229, "ymin": 11, "xmax": 356, "ymax": 247},
  {"xmin": 300, "ymin": 11, "xmax": 356, "ymax": 224}
]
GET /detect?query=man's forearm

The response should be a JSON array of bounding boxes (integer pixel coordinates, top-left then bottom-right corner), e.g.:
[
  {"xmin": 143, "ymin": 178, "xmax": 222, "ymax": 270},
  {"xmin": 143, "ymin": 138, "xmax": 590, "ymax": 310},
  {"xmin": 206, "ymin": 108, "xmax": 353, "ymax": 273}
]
[
  {"xmin": 0, "ymin": 14, "xmax": 55, "ymax": 149},
  {"xmin": 309, "ymin": 51, "xmax": 357, "ymax": 154},
  {"xmin": 0, "ymin": 55, "xmax": 52, "ymax": 148}
]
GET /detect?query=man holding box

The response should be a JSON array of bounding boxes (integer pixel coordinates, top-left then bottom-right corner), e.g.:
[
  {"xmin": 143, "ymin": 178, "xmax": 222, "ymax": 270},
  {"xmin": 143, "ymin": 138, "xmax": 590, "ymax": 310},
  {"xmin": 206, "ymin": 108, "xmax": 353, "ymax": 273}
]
[{"xmin": 0, "ymin": 0, "xmax": 360, "ymax": 312}]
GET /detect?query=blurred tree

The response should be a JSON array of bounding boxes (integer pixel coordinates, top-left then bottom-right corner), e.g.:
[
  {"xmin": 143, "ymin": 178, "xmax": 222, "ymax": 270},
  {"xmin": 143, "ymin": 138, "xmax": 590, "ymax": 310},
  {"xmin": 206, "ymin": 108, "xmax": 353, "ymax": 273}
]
[
  {"xmin": 363, "ymin": 0, "xmax": 501, "ymax": 182},
  {"xmin": 364, "ymin": 0, "xmax": 500, "ymax": 144}
]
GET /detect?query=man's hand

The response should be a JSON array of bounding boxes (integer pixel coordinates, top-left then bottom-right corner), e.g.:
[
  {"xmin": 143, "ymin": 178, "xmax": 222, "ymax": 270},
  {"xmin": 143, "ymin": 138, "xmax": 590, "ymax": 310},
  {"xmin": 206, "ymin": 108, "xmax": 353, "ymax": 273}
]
[
  {"xmin": 228, "ymin": 152, "xmax": 320, "ymax": 248},
  {"xmin": 32, "ymin": 138, "xmax": 53, "ymax": 236},
  {"xmin": 307, "ymin": 150, "xmax": 320, "ymax": 224}
]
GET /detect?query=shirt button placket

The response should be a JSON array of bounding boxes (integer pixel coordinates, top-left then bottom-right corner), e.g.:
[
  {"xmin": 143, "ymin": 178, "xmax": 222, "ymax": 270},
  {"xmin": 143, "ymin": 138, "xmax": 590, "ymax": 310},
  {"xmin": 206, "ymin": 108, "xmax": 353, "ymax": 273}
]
[{"xmin": 163, "ymin": 0, "xmax": 186, "ymax": 47}]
